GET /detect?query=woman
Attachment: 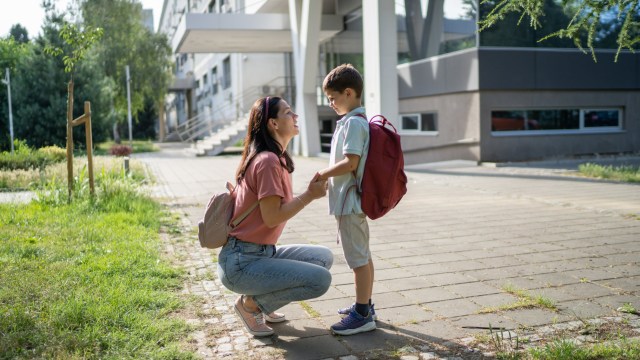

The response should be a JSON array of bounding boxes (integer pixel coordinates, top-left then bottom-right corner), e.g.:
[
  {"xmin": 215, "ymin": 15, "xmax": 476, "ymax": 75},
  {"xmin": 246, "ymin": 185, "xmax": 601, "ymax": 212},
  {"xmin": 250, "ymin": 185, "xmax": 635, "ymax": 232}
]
[{"xmin": 218, "ymin": 96, "xmax": 333, "ymax": 337}]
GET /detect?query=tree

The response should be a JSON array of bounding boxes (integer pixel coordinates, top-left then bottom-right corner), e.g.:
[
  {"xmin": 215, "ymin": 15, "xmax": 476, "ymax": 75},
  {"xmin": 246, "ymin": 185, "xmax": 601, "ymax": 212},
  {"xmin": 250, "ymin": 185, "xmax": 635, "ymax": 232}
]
[
  {"xmin": 79, "ymin": 0, "xmax": 173, "ymax": 140},
  {"xmin": 9, "ymin": 24, "xmax": 30, "ymax": 43},
  {"xmin": 0, "ymin": 37, "xmax": 31, "ymax": 150},
  {"xmin": 479, "ymin": 0, "xmax": 575, "ymax": 48},
  {"xmin": 478, "ymin": 0, "xmax": 640, "ymax": 61},
  {"xmin": 10, "ymin": 8, "xmax": 113, "ymax": 149}
]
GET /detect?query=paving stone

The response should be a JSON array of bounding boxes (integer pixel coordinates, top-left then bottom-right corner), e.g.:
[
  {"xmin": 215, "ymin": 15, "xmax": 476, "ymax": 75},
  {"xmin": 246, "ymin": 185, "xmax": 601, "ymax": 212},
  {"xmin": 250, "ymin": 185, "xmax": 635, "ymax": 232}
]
[
  {"xmin": 526, "ymin": 273, "xmax": 582, "ymax": 287},
  {"xmin": 402, "ymin": 319, "xmax": 471, "ymax": 343},
  {"xmin": 422, "ymin": 273, "xmax": 476, "ymax": 286},
  {"xmin": 272, "ymin": 334, "xmax": 350, "ymax": 359},
  {"xmin": 371, "ymin": 290, "xmax": 416, "ymax": 308},
  {"xmin": 505, "ymin": 308, "xmax": 572, "ymax": 327},
  {"xmin": 268, "ymin": 317, "xmax": 329, "ymax": 338},
  {"xmin": 378, "ymin": 277, "xmax": 438, "ymax": 291},
  {"xmin": 470, "ymin": 293, "xmax": 519, "ymax": 308},
  {"xmin": 406, "ymin": 263, "xmax": 454, "ymax": 276},
  {"xmin": 376, "ymin": 304, "xmax": 435, "ymax": 325},
  {"xmin": 401, "ymin": 287, "xmax": 460, "ymax": 304},
  {"xmin": 427, "ymin": 299, "xmax": 483, "ymax": 318},
  {"xmin": 557, "ymin": 299, "xmax": 616, "ymax": 318},
  {"xmin": 441, "ymin": 282, "xmax": 501, "ymax": 297},
  {"xmin": 450, "ymin": 313, "xmax": 519, "ymax": 332},
  {"xmin": 564, "ymin": 268, "xmax": 622, "ymax": 282},
  {"xmin": 337, "ymin": 326, "xmax": 409, "ymax": 354},
  {"xmin": 440, "ymin": 260, "xmax": 488, "ymax": 272},
  {"xmin": 561, "ymin": 282, "xmax": 618, "ymax": 299},
  {"xmin": 593, "ymin": 294, "xmax": 640, "ymax": 310}
]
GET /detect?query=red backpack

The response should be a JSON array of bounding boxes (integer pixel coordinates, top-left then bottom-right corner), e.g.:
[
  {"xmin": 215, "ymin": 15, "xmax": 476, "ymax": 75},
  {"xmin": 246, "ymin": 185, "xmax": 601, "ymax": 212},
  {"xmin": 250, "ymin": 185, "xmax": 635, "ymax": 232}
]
[{"xmin": 357, "ymin": 114, "xmax": 407, "ymax": 219}]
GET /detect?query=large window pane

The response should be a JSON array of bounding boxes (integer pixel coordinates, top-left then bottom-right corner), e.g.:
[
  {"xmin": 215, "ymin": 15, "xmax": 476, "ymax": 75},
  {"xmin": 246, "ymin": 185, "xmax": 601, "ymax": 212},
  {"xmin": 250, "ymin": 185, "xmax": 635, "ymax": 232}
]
[
  {"xmin": 491, "ymin": 108, "xmax": 622, "ymax": 133},
  {"xmin": 528, "ymin": 110, "xmax": 579, "ymax": 130},
  {"xmin": 584, "ymin": 110, "xmax": 620, "ymax": 127},
  {"xmin": 401, "ymin": 115, "xmax": 419, "ymax": 130},
  {"xmin": 421, "ymin": 113, "xmax": 437, "ymax": 131}
]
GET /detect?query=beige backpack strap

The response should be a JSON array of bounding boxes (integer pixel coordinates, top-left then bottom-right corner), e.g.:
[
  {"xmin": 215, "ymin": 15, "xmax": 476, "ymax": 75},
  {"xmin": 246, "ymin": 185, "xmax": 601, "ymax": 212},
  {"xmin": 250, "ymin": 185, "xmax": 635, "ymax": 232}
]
[
  {"xmin": 230, "ymin": 201, "xmax": 259, "ymax": 228},
  {"xmin": 227, "ymin": 181, "xmax": 259, "ymax": 228}
]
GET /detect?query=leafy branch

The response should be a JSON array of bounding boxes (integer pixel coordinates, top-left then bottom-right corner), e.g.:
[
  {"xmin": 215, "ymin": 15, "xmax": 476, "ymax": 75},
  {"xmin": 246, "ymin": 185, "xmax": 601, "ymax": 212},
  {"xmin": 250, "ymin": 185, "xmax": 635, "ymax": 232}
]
[
  {"xmin": 478, "ymin": 0, "xmax": 640, "ymax": 62},
  {"xmin": 44, "ymin": 22, "xmax": 104, "ymax": 77}
]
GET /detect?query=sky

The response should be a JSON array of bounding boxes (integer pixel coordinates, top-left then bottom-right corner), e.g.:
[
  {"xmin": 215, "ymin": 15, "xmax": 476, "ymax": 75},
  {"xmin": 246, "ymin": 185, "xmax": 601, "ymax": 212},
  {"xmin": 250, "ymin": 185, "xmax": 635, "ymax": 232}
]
[{"xmin": 0, "ymin": 0, "xmax": 165, "ymax": 38}]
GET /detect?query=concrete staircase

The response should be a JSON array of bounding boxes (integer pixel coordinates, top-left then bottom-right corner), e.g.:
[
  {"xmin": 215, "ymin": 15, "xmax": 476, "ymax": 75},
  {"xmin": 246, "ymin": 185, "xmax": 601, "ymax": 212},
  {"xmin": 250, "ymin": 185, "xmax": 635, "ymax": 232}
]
[{"xmin": 186, "ymin": 117, "xmax": 248, "ymax": 156}]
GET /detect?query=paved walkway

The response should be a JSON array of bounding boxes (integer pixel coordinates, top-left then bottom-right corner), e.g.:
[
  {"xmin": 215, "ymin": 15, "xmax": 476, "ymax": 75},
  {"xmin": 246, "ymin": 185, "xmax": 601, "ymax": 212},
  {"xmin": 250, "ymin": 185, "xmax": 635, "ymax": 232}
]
[{"xmin": 136, "ymin": 144, "xmax": 640, "ymax": 359}]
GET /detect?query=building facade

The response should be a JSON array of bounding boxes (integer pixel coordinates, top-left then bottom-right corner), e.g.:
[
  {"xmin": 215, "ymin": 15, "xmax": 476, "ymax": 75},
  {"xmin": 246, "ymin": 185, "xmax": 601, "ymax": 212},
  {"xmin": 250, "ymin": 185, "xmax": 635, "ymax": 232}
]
[{"xmin": 159, "ymin": 0, "xmax": 640, "ymax": 164}]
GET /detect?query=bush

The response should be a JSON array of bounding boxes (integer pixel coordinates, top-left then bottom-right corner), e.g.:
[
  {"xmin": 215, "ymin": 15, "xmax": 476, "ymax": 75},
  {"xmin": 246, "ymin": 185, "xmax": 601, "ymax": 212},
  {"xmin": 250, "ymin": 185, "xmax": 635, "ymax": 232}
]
[
  {"xmin": 37, "ymin": 145, "xmax": 67, "ymax": 163},
  {"xmin": 109, "ymin": 144, "xmax": 133, "ymax": 157},
  {"xmin": 0, "ymin": 141, "xmax": 67, "ymax": 171}
]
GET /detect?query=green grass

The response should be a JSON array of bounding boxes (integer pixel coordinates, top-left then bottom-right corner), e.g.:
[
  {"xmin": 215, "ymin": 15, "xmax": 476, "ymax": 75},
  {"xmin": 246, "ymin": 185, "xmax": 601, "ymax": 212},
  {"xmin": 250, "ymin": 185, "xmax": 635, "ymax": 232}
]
[
  {"xmin": 0, "ymin": 180, "xmax": 195, "ymax": 359},
  {"xmin": 479, "ymin": 285, "xmax": 557, "ymax": 314},
  {"xmin": 528, "ymin": 338, "xmax": 640, "ymax": 360},
  {"xmin": 299, "ymin": 301, "xmax": 321, "ymax": 318},
  {"xmin": 577, "ymin": 163, "xmax": 640, "ymax": 183},
  {"xmin": 94, "ymin": 140, "xmax": 160, "ymax": 155},
  {"xmin": 0, "ymin": 155, "xmax": 148, "ymax": 191}
]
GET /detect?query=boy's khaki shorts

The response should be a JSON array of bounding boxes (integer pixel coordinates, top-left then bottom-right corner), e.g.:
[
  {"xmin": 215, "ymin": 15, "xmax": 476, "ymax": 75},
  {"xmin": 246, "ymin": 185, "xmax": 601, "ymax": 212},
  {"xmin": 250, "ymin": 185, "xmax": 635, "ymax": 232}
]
[{"xmin": 335, "ymin": 213, "xmax": 370, "ymax": 269}]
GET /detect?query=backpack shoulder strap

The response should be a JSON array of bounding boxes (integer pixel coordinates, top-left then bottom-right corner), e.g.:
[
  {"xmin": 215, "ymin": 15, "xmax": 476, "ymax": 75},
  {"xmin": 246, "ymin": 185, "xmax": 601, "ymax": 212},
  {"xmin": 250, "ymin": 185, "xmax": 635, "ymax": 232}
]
[
  {"xmin": 228, "ymin": 181, "xmax": 259, "ymax": 228},
  {"xmin": 230, "ymin": 201, "xmax": 259, "ymax": 228}
]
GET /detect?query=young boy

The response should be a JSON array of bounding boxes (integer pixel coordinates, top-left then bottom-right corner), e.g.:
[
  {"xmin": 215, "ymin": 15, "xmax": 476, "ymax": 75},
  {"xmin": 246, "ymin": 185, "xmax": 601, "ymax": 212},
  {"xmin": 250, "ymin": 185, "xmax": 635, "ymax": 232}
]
[{"xmin": 316, "ymin": 64, "xmax": 376, "ymax": 336}]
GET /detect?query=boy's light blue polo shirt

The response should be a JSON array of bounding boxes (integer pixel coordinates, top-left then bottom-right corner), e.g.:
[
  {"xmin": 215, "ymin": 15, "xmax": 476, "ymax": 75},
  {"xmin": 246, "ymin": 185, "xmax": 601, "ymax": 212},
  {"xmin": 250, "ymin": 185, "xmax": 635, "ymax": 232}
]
[{"xmin": 328, "ymin": 107, "xmax": 370, "ymax": 216}]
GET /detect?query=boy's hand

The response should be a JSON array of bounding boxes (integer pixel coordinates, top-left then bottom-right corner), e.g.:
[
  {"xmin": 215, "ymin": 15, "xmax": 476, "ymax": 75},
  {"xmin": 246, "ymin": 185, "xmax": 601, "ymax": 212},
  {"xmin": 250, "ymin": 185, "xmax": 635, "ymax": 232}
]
[{"xmin": 315, "ymin": 171, "xmax": 329, "ymax": 182}]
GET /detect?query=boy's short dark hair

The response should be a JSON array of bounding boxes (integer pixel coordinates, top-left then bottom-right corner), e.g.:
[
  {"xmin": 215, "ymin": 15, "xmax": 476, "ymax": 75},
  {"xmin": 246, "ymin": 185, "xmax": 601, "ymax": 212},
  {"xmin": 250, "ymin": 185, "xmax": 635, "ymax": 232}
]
[{"xmin": 322, "ymin": 64, "xmax": 363, "ymax": 99}]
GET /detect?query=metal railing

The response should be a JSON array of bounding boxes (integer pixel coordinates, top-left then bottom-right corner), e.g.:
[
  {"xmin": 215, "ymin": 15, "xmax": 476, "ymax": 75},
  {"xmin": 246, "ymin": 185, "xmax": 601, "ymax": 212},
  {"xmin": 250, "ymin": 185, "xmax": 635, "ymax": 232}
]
[{"xmin": 168, "ymin": 77, "xmax": 297, "ymax": 144}]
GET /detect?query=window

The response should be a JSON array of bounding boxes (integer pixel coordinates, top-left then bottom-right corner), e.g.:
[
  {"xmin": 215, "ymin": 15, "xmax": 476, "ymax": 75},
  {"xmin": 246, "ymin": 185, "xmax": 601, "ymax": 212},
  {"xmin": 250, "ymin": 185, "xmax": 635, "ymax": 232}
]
[
  {"xmin": 203, "ymin": 74, "xmax": 208, "ymax": 93},
  {"xmin": 400, "ymin": 113, "xmax": 438, "ymax": 133},
  {"xmin": 491, "ymin": 108, "xmax": 622, "ymax": 134},
  {"xmin": 211, "ymin": 66, "xmax": 218, "ymax": 94},
  {"xmin": 222, "ymin": 56, "xmax": 231, "ymax": 89}
]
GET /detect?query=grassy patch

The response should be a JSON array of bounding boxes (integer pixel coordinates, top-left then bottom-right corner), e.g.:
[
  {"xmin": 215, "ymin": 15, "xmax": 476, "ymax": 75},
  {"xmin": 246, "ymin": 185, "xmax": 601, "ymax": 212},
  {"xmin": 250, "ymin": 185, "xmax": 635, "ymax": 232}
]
[
  {"xmin": 0, "ymin": 182, "xmax": 194, "ymax": 358},
  {"xmin": 474, "ymin": 316, "xmax": 640, "ymax": 360},
  {"xmin": 299, "ymin": 301, "xmax": 321, "ymax": 318},
  {"xmin": 528, "ymin": 338, "xmax": 640, "ymax": 360},
  {"xmin": 617, "ymin": 303, "xmax": 639, "ymax": 316},
  {"xmin": 0, "ymin": 155, "xmax": 148, "ymax": 191},
  {"xmin": 479, "ymin": 285, "xmax": 557, "ymax": 314},
  {"xmin": 577, "ymin": 163, "xmax": 640, "ymax": 183}
]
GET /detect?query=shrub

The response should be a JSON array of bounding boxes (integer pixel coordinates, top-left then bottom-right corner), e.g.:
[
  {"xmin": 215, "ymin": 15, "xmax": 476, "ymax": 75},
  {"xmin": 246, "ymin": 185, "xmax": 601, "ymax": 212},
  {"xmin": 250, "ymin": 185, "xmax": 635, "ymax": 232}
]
[
  {"xmin": 109, "ymin": 144, "xmax": 133, "ymax": 157},
  {"xmin": 38, "ymin": 145, "xmax": 67, "ymax": 163},
  {"xmin": 0, "ymin": 142, "xmax": 68, "ymax": 171}
]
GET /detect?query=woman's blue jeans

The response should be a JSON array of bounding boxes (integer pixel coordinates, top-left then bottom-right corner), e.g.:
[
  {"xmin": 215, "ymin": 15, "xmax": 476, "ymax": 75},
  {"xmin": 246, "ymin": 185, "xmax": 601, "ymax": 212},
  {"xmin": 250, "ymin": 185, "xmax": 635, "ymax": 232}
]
[{"xmin": 217, "ymin": 237, "xmax": 333, "ymax": 314}]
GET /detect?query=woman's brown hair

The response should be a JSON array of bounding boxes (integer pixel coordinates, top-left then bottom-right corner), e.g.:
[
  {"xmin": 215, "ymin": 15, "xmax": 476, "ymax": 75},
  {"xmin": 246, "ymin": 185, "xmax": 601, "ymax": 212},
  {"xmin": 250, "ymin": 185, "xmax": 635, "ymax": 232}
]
[{"xmin": 235, "ymin": 97, "xmax": 295, "ymax": 182}]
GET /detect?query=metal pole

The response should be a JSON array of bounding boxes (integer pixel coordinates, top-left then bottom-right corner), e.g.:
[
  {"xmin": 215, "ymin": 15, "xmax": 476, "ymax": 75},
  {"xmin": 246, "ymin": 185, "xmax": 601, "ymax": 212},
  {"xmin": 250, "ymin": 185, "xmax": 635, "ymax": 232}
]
[
  {"xmin": 3, "ymin": 68, "xmax": 14, "ymax": 154},
  {"xmin": 126, "ymin": 65, "xmax": 133, "ymax": 147}
]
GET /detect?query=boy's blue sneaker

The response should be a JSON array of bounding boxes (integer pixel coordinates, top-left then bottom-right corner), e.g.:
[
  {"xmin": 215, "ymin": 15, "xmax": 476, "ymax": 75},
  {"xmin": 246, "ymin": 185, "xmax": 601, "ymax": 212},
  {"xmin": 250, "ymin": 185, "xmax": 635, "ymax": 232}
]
[
  {"xmin": 338, "ymin": 303, "xmax": 377, "ymax": 321},
  {"xmin": 331, "ymin": 310, "xmax": 376, "ymax": 336}
]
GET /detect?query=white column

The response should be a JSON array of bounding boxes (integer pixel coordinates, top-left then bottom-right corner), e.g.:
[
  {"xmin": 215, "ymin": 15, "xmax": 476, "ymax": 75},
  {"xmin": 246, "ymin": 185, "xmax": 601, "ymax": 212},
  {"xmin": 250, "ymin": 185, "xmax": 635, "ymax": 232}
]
[
  {"xmin": 425, "ymin": 0, "xmax": 445, "ymax": 57},
  {"xmin": 363, "ymin": 0, "xmax": 398, "ymax": 122},
  {"xmin": 288, "ymin": 0, "xmax": 322, "ymax": 156}
]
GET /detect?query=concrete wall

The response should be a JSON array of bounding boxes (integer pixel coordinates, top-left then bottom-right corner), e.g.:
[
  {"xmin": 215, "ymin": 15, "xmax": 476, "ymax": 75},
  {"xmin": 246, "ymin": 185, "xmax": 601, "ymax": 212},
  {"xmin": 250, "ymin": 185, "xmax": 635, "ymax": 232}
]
[
  {"xmin": 398, "ymin": 48, "xmax": 479, "ymax": 98},
  {"xmin": 478, "ymin": 48, "xmax": 640, "ymax": 90},
  {"xmin": 397, "ymin": 47, "xmax": 640, "ymax": 164},
  {"xmin": 399, "ymin": 92, "xmax": 481, "ymax": 165},
  {"xmin": 479, "ymin": 90, "xmax": 640, "ymax": 162}
]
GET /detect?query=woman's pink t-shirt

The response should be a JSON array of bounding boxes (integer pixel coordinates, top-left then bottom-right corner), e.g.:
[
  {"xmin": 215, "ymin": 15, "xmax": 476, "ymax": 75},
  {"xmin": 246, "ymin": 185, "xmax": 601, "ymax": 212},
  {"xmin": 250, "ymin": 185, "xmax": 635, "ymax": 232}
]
[{"xmin": 229, "ymin": 151, "xmax": 293, "ymax": 245}]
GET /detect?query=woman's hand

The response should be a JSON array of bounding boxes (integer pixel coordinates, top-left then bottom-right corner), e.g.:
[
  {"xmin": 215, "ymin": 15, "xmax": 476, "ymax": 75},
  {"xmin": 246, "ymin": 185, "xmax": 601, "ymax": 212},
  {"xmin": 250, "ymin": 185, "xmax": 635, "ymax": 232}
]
[{"xmin": 307, "ymin": 176, "xmax": 327, "ymax": 199}]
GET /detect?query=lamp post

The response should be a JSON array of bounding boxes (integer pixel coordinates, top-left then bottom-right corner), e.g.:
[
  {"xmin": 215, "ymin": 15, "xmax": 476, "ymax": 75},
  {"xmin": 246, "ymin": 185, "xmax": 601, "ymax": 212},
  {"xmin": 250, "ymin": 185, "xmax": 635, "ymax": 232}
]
[
  {"xmin": 126, "ymin": 65, "xmax": 133, "ymax": 147},
  {"xmin": 2, "ymin": 68, "xmax": 14, "ymax": 154}
]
